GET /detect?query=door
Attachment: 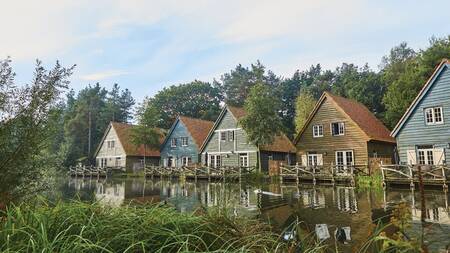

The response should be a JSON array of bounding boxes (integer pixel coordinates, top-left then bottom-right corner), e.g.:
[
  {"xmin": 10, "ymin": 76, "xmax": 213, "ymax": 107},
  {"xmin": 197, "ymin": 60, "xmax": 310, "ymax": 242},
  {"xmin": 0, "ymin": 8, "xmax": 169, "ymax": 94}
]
[
  {"xmin": 168, "ymin": 157, "xmax": 174, "ymax": 167},
  {"xmin": 335, "ymin": 151, "xmax": 353, "ymax": 173}
]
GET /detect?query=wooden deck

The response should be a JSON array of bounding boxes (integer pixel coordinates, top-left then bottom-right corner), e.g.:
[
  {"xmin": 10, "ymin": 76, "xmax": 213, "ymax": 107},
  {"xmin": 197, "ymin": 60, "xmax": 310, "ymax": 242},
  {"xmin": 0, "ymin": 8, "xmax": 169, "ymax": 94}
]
[
  {"xmin": 279, "ymin": 164, "xmax": 364, "ymax": 186},
  {"xmin": 381, "ymin": 164, "xmax": 450, "ymax": 189},
  {"xmin": 144, "ymin": 166, "xmax": 257, "ymax": 182},
  {"xmin": 68, "ymin": 165, "xmax": 109, "ymax": 178}
]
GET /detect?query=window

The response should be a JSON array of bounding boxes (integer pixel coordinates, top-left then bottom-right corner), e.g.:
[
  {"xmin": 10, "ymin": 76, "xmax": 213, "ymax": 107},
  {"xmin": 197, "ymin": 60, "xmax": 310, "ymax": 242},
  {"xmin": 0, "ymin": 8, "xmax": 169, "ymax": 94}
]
[
  {"xmin": 424, "ymin": 107, "xmax": 444, "ymax": 125},
  {"xmin": 220, "ymin": 131, "xmax": 227, "ymax": 141},
  {"xmin": 181, "ymin": 156, "xmax": 192, "ymax": 166},
  {"xmin": 171, "ymin": 138, "xmax": 177, "ymax": 147},
  {"xmin": 313, "ymin": 125, "xmax": 323, "ymax": 137},
  {"xmin": 335, "ymin": 150, "xmax": 353, "ymax": 173},
  {"xmin": 418, "ymin": 148, "xmax": 434, "ymax": 165},
  {"xmin": 181, "ymin": 137, "xmax": 188, "ymax": 146},
  {"xmin": 115, "ymin": 157, "xmax": 121, "ymax": 167},
  {"xmin": 228, "ymin": 130, "xmax": 234, "ymax": 141},
  {"xmin": 107, "ymin": 140, "xmax": 115, "ymax": 149},
  {"xmin": 308, "ymin": 154, "xmax": 318, "ymax": 166},
  {"xmin": 331, "ymin": 122, "xmax": 345, "ymax": 136},
  {"xmin": 209, "ymin": 155, "xmax": 222, "ymax": 168},
  {"xmin": 239, "ymin": 153, "xmax": 249, "ymax": 167}
]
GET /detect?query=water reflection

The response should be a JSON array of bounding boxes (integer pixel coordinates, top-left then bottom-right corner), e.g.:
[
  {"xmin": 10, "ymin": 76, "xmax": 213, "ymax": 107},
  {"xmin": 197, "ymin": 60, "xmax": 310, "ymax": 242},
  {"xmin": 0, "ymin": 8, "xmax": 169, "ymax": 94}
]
[{"xmin": 61, "ymin": 177, "xmax": 450, "ymax": 251}]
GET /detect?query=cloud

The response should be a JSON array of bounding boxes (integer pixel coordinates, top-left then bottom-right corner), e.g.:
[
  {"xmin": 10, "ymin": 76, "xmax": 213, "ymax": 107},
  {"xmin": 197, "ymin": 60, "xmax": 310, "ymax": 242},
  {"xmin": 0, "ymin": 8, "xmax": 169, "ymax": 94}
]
[{"xmin": 80, "ymin": 70, "xmax": 130, "ymax": 81}]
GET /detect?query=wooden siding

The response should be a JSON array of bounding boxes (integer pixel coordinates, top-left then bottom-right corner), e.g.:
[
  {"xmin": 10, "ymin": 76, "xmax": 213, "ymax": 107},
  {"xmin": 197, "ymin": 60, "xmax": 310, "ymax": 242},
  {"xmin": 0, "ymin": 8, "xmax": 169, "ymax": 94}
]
[
  {"xmin": 160, "ymin": 120, "xmax": 200, "ymax": 167},
  {"xmin": 96, "ymin": 126, "xmax": 127, "ymax": 167},
  {"xmin": 296, "ymin": 97, "xmax": 369, "ymax": 166},
  {"xmin": 396, "ymin": 66, "xmax": 450, "ymax": 163},
  {"xmin": 260, "ymin": 152, "xmax": 296, "ymax": 172},
  {"xmin": 201, "ymin": 108, "xmax": 258, "ymax": 166}
]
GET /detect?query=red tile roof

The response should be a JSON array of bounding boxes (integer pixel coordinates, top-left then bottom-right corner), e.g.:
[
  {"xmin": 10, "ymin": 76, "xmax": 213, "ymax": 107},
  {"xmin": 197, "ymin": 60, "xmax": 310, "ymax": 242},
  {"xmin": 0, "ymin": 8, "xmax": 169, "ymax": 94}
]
[
  {"xmin": 111, "ymin": 122, "xmax": 164, "ymax": 157},
  {"xmin": 227, "ymin": 106, "xmax": 296, "ymax": 153},
  {"xmin": 325, "ymin": 92, "xmax": 395, "ymax": 143},
  {"xmin": 179, "ymin": 116, "xmax": 214, "ymax": 147}
]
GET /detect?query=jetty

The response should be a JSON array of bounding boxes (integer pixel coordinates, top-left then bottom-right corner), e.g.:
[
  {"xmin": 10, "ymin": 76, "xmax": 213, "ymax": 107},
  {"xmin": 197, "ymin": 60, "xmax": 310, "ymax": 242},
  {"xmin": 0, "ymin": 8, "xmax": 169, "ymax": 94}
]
[
  {"xmin": 144, "ymin": 166, "xmax": 257, "ymax": 182},
  {"xmin": 279, "ymin": 163, "xmax": 363, "ymax": 185},
  {"xmin": 68, "ymin": 165, "xmax": 109, "ymax": 178},
  {"xmin": 380, "ymin": 164, "xmax": 450, "ymax": 189}
]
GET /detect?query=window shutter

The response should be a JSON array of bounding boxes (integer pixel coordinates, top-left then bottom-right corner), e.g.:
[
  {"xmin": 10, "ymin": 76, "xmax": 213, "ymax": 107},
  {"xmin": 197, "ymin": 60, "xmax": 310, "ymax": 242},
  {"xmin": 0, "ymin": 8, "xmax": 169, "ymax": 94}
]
[
  {"xmin": 433, "ymin": 148, "xmax": 445, "ymax": 165},
  {"xmin": 317, "ymin": 154, "xmax": 323, "ymax": 166},
  {"xmin": 301, "ymin": 155, "xmax": 307, "ymax": 166},
  {"xmin": 406, "ymin": 150, "xmax": 416, "ymax": 165}
]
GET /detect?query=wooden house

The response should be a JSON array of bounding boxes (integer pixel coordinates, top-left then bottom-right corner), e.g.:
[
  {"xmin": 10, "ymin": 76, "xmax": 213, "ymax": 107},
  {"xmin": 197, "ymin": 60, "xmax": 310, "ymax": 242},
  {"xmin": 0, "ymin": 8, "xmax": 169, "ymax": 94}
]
[
  {"xmin": 199, "ymin": 105, "xmax": 296, "ymax": 171},
  {"xmin": 294, "ymin": 92, "xmax": 395, "ymax": 172},
  {"xmin": 160, "ymin": 116, "xmax": 214, "ymax": 167},
  {"xmin": 94, "ymin": 122, "xmax": 164, "ymax": 171},
  {"xmin": 391, "ymin": 59, "xmax": 450, "ymax": 165}
]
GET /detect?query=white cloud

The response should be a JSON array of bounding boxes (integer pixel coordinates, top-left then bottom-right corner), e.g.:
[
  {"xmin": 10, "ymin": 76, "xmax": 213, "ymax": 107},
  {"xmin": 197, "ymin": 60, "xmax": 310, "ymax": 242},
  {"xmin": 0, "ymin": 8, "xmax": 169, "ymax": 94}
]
[{"xmin": 80, "ymin": 70, "xmax": 129, "ymax": 81}]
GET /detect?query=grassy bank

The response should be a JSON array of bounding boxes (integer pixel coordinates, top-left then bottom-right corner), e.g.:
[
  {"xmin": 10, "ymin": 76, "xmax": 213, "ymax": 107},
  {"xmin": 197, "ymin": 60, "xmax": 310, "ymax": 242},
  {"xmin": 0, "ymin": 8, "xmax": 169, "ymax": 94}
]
[{"xmin": 0, "ymin": 200, "xmax": 292, "ymax": 252}]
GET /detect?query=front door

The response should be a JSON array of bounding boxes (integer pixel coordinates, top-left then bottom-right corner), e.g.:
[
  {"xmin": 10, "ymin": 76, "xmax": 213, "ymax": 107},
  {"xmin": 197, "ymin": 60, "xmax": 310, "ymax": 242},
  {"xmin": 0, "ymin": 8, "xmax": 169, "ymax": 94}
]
[
  {"xmin": 335, "ymin": 150, "xmax": 354, "ymax": 173},
  {"xmin": 168, "ymin": 157, "xmax": 174, "ymax": 167}
]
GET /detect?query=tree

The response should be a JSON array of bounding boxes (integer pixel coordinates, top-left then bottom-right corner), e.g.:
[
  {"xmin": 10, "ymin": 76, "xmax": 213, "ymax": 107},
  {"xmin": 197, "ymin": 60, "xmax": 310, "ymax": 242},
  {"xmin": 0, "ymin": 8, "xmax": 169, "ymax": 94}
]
[
  {"xmin": 239, "ymin": 83, "xmax": 283, "ymax": 170},
  {"xmin": 0, "ymin": 58, "xmax": 74, "ymax": 197},
  {"xmin": 131, "ymin": 103, "xmax": 162, "ymax": 167},
  {"xmin": 294, "ymin": 91, "xmax": 317, "ymax": 134},
  {"xmin": 140, "ymin": 80, "xmax": 222, "ymax": 129},
  {"xmin": 220, "ymin": 61, "xmax": 280, "ymax": 106}
]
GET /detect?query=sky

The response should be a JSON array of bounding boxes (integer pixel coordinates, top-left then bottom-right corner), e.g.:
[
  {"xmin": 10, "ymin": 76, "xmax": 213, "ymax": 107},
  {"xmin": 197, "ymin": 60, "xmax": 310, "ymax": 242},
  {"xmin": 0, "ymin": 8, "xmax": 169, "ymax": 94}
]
[{"xmin": 1, "ymin": 0, "xmax": 449, "ymax": 103}]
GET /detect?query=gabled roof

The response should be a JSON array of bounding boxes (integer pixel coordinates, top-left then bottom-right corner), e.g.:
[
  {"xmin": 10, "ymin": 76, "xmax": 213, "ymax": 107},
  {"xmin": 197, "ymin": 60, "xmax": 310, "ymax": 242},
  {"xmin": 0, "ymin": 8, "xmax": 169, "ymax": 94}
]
[
  {"xmin": 95, "ymin": 122, "xmax": 164, "ymax": 158},
  {"xmin": 391, "ymin": 59, "xmax": 450, "ymax": 137},
  {"xmin": 161, "ymin": 116, "xmax": 214, "ymax": 149},
  {"xmin": 200, "ymin": 105, "xmax": 296, "ymax": 153},
  {"xmin": 294, "ymin": 92, "xmax": 395, "ymax": 144}
]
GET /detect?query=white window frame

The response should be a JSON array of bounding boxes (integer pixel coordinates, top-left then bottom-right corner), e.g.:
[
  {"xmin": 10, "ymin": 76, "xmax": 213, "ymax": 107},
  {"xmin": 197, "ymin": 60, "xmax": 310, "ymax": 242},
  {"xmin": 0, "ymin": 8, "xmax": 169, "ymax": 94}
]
[
  {"xmin": 307, "ymin": 154, "xmax": 319, "ymax": 166},
  {"xmin": 424, "ymin": 106, "xmax": 444, "ymax": 125},
  {"xmin": 417, "ymin": 148, "xmax": 434, "ymax": 165},
  {"xmin": 331, "ymin": 122, "xmax": 345, "ymax": 136},
  {"xmin": 181, "ymin": 156, "xmax": 191, "ymax": 166},
  {"xmin": 335, "ymin": 150, "xmax": 354, "ymax": 172},
  {"xmin": 171, "ymin": 138, "xmax": 177, "ymax": 147},
  {"xmin": 228, "ymin": 130, "xmax": 234, "ymax": 141},
  {"xmin": 181, "ymin": 137, "xmax": 188, "ymax": 146},
  {"xmin": 239, "ymin": 153, "xmax": 249, "ymax": 167},
  {"xmin": 313, "ymin": 125, "xmax": 324, "ymax": 138},
  {"xmin": 107, "ymin": 140, "xmax": 115, "ymax": 149},
  {"xmin": 220, "ymin": 131, "xmax": 227, "ymax": 141},
  {"xmin": 209, "ymin": 155, "xmax": 222, "ymax": 168}
]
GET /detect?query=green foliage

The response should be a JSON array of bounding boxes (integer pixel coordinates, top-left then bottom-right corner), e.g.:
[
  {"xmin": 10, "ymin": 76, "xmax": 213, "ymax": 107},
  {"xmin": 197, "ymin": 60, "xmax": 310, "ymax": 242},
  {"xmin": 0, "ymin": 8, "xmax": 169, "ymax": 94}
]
[
  {"xmin": 0, "ymin": 58, "xmax": 74, "ymax": 196},
  {"xmin": 295, "ymin": 91, "xmax": 316, "ymax": 134},
  {"xmin": 139, "ymin": 80, "xmax": 222, "ymax": 129},
  {"xmin": 0, "ymin": 200, "xmax": 289, "ymax": 252},
  {"xmin": 62, "ymin": 83, "xmax": 135, "ymax": 166},
  {"xmin": 240, "ymin": 83, "xmax": 283, "ymax": 147}
]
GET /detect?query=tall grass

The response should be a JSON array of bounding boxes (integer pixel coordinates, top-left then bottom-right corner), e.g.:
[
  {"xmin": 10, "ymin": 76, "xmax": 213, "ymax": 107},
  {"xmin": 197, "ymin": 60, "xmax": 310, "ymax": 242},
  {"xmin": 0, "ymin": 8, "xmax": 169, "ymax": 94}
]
[{"xmin": 0, "ymin": 199, "xmax": 292, "ymax": 252}]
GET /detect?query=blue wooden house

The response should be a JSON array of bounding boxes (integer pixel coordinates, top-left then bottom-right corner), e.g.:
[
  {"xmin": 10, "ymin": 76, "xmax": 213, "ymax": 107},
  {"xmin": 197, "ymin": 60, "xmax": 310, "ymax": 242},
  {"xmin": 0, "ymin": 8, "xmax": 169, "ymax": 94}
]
[
  {"xmin": 391, "ymin": 59, "xmax": 450, "ymax": 165},
  {"xmin": 160, "ymin": 116, "xmax": 214, "ymax": 167}
]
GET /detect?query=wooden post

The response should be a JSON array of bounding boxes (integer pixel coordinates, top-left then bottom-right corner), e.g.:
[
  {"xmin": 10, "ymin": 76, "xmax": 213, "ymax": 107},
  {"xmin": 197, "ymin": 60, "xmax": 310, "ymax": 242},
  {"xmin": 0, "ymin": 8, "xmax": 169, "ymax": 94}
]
[
  {"xmin": 409, "ymin": 165, "xmax": 414, "ymax": 189},
  {"xmin": 380, "ymin": 162, "xmax": 386, "ymax": 188},
  {"xmin": 441, "ymin": 165, "xmax": 448, "ymax": 190},
  {"xmin": 312, "ymin": 165, "xmax": 316, "ymax": 185}
]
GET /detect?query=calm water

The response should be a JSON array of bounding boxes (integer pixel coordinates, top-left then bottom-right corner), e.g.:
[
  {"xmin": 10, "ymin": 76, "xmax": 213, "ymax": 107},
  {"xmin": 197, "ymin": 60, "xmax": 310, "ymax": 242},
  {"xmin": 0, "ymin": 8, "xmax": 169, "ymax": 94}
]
[{"xmin": 50, "ymin": 177, "xmax": 450, "ymax": 252}]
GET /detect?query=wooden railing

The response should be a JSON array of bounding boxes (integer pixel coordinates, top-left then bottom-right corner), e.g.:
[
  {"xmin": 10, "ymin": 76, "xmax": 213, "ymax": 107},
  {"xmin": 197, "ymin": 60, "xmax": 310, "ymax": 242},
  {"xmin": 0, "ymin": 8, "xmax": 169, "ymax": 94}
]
[{"xmin": 380, "ymin": 164, "xmax": 450, "ymax": 188}]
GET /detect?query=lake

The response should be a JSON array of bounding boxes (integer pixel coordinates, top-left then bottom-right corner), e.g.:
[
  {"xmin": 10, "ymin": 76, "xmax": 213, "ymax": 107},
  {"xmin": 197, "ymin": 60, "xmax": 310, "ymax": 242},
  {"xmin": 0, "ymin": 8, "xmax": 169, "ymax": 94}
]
[{"xmin": 49, "ymin": 177, "xmax": 450, "ymax": 252}]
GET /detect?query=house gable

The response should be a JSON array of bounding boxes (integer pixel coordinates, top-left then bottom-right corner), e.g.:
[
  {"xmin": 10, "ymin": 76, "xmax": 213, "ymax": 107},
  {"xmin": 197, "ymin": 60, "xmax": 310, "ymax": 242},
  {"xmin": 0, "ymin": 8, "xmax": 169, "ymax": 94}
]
[
  {"xmin": 296, "ymin": 96, "xmax": 369, "ymax": 165},
  {"xmin": 395, "ymin": 63, "xmax": 450, "ymax": 163},
  {"xmin": 96, "ymin": 124, "xmax": 126, "ymax": 158},
  {"xmin": 160, "ymin": 119, "xmax": 200, "ymax": 164}
]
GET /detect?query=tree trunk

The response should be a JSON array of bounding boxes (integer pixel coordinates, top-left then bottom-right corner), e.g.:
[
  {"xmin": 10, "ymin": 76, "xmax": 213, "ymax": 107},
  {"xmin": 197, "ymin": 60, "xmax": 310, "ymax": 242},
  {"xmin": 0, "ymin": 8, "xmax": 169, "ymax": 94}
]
[
  {"xmin": 143, "ymin": 144, "xmax": 146, "ymax": 169},
  {"xmin": 257, "ymin": 146, "xmax": 262, "ymax": 172}
]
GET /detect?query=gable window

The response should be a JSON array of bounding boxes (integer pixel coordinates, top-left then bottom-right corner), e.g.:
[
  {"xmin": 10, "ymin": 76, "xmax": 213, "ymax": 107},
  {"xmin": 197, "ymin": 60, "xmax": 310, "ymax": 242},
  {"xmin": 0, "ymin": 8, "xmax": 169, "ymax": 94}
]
[
  {"xmin": 220, "ymin": 131, "xmax": 227, "ymax": 141},
  {"xmin": 424, "ymin": 107, "xmax": 443, "ymax": 125},
  {"xmin": 181, "ymin": 137, "xmax": 188, "ymax": 146},
  {"xmin": 313, "ymin": 125, "xmax": 323, "ymax": 138},
  {"xmin": 331, "ymin": 122, "xmax": 345, "ymax": 136},
  {"xmin": 107, "ymin": 140, "xmax": 115, "ymax": 149},
  {"xmin": 228, "ymin": 130, "xmax": 234, "ymax": 141},
  {"xmin": 181, "ymin": 156, "xmax": 192, "ymax": 166},
  {"xmin": 171, "ymin": 138, "xmax": 177, "ymax": 147}
]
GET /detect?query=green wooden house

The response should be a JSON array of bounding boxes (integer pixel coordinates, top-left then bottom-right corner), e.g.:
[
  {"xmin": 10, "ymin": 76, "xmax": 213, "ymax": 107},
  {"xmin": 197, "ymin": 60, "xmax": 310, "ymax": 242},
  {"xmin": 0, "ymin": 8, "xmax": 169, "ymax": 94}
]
[{"xmin": 199, "ymin": 105, "xmax": 296, "ymax": 171}]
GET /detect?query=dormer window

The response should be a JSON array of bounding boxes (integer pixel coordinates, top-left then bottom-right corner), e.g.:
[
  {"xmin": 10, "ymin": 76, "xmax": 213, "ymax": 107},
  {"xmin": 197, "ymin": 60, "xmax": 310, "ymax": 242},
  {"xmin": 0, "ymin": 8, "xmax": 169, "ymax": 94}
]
[
  {"xmin": 424, "ymin": 107, "xmax": 443, "ymax": 125},
  {"xmin": 331, "ymin": 122, "xmax": 345, "ymax": 136},
  {"xmin": 181, "ymin": 137, "xmax": 188, "ymax": 146}
]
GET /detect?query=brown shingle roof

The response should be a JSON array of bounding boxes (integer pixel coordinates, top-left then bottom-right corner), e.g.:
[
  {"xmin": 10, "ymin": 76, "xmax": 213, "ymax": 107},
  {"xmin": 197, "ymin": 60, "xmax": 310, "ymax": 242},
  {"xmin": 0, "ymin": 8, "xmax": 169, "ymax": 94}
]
[
  {"xmin": 325, "ymin": 92, "xmax": 395, "ymax": 143},
  {"xmin": 227, "ymin": 106, "xmax": 296, "ymax": 153},
  {"xmin": 179, "ymin": 116, "xmax": 214, "ymax": 148},
  {"xmin": 111, "ymin": 122, "xmax": 164, "ymax": 157}
]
